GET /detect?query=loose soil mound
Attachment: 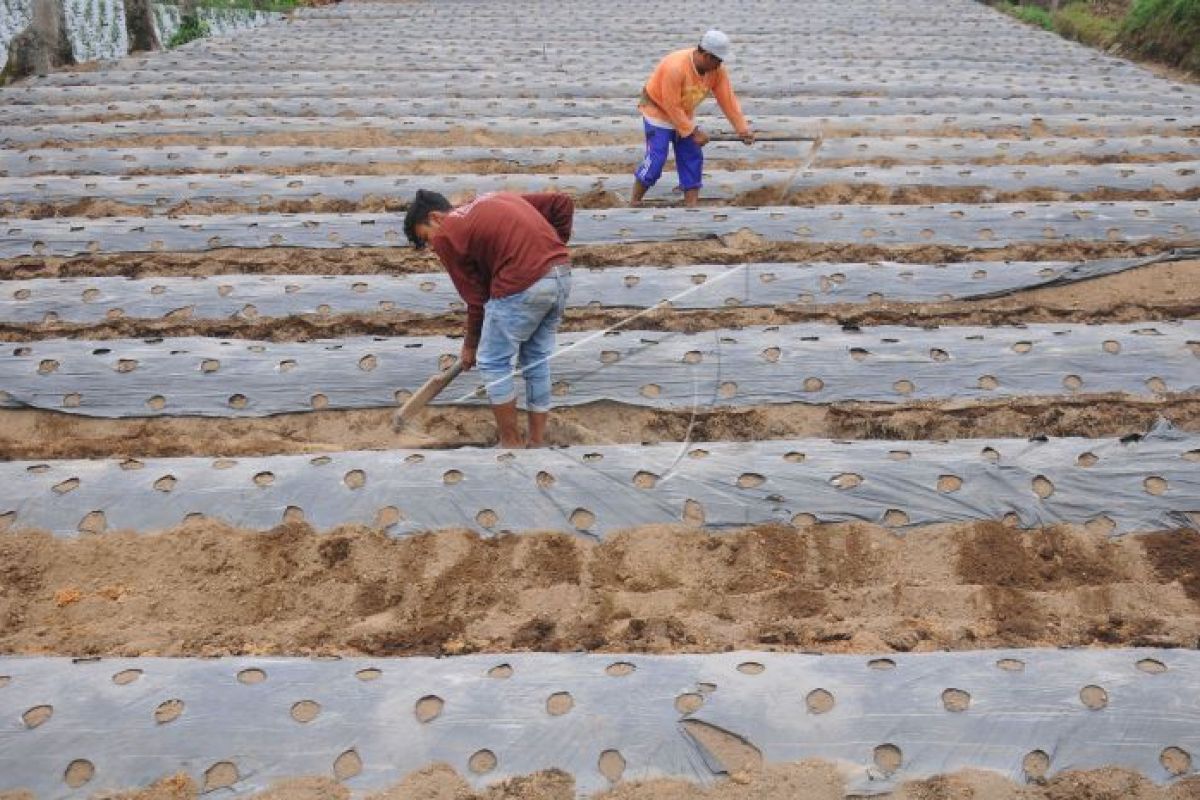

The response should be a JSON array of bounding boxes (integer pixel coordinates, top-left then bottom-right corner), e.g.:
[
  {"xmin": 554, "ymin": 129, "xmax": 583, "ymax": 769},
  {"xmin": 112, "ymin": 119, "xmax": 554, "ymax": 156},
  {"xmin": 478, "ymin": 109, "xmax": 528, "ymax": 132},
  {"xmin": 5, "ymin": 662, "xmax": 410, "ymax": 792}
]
[
  {"xmin": 1, "ymin": 521, "xmax": 1197, "ymax": 657},
  {"xmin": 2, "ymin": 397, "xmax": 1197, "ymax": 459},
  {"xmin": 53, "ymin": 763, "xmax": 1200, "ymax": 800},
  {"xmin": 7, "ymin": 184, "xmax": 1199, "ymax": 219},
  {"xmin": 3, "ymin": 240, "xmax": 1187, "ymax": 281}
]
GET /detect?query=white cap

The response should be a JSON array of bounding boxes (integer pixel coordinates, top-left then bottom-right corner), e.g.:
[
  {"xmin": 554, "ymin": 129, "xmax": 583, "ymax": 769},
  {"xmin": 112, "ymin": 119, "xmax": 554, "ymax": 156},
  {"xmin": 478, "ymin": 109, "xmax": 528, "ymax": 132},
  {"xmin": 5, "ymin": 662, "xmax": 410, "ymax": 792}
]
[{"xmin": 699, "ymin": 29, "xmax": 732, "ymax": 63}]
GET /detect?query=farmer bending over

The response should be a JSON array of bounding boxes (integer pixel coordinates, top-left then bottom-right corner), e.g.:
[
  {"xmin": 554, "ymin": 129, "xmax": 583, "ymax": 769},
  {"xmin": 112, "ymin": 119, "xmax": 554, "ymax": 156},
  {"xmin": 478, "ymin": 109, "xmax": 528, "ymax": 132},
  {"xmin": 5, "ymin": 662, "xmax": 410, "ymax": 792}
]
[
  {"xmin": 632, "ymin": 29, "xmax": 755, "ymax": 208},
  {"xmin": 404, "ymin": 190, "xmax": 574, "ymax": 448}
]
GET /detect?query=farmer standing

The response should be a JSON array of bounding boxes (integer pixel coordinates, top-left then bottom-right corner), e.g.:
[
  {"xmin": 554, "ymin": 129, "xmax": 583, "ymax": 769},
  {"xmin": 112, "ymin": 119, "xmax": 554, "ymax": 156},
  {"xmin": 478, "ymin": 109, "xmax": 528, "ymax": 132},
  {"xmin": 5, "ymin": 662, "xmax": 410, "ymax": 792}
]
[
  {"xmin": 632, "ymin": 29, "xmax": 755, "ymax": 207},
  {"xmin": 404, "ymin": 190, "xmax": 574, "ymax": 449}
]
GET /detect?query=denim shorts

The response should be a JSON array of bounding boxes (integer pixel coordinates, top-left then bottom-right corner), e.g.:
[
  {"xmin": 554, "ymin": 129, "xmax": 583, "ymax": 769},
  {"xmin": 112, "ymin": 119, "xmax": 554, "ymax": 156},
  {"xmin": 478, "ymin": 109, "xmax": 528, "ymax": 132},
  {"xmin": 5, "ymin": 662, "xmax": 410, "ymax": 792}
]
[{"xmin": 476, "ymin": 265, "xmax": 572, "ymax": 412}]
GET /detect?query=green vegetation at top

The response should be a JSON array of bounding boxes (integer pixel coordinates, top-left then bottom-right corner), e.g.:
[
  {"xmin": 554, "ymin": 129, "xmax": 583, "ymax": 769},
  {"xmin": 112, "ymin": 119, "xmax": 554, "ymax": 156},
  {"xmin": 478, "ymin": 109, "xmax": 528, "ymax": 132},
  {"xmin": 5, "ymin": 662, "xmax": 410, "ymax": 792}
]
[
  {"xmin": 993, "ymin": 0, "xmax": 1200, "ymax": 75},
  {"xmin": 1057, "ymin": 2, "xmax": 1123, "ymax": 42},
  {"xmin": 194, "ymin": 0, "xmax": 300, "ymax": 12},
  {"xmin": 163, "ymin": 0, "xmax": 299, "ymax": 48},
  {"xmin": 166, "ymin": 12, "xmax": 209, "ymax": 47},
  {"xmin": 1004, "ymin": 2, "xmax": 1056, "ymax": 28},
  {"xmin": 1121, "ymin": 0, "xmax": 1200, "ymax": 73}
]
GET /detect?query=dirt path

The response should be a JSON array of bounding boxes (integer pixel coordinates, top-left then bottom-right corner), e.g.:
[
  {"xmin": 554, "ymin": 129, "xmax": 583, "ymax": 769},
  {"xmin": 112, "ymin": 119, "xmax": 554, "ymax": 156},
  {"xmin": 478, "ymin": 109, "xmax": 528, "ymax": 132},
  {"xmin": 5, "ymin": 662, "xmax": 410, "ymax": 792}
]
[
  {"xmin": 1, "ymin": 239, "xmax": 1190, "ymax": 281},
  {"xmin": 68, "ymin": 763, "xmax": 1200, "ymax": 800},
  {"xmin": 7, "ymin": 185, "xmax": 1200, "ymax": 219},
  {"xmin": 40, "ymin": 148, "xmax": 1200, "ymax": 179},
  {"xmin": 22, "ymin": 120, "xmax": 1200, "ymax": 151},
  {"xmin": 24, "ymin": 128, "xmax": 643, "ymax": 151},
  {"xmin": 2, "ymin": 397, "xmax": 1197, "ymax": 459},
  {"xmin": 1, "ymin": 521, "xmax": 1197, "ymax": 658}
]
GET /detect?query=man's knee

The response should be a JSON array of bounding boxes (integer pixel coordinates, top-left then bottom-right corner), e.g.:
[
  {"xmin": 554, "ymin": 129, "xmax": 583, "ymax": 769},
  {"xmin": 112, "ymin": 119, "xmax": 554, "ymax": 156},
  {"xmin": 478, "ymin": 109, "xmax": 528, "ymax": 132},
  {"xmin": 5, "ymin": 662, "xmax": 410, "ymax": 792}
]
[
  {"xmin": 635, "ymin": 127, "xmax": 672, "ymax": 187},
  {"xmin": 476, "ymin": 332, "xmax": 515, "ymax": 375},
  {"xmin": 635, "ymin": 150, "xmax": 668, "ymax": 187},
  {"xmin": 477, "ymin": 347, "xmax": 513, "ymax": 375}
]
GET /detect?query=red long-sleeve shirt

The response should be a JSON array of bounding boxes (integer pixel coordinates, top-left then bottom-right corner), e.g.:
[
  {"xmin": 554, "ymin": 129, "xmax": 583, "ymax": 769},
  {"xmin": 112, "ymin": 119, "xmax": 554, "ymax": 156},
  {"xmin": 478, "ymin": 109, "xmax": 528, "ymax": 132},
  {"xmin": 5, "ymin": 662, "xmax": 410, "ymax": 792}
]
[{"xmin": 429, "ymin": 192, "xmax": 574, "ymax": 348}]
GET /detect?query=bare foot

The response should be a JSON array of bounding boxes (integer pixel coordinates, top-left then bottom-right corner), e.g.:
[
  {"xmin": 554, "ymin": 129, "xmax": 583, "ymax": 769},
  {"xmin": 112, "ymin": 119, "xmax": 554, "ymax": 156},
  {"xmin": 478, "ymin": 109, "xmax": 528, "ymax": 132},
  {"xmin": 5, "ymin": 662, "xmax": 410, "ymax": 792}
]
[{"xmin": 497, "ymin": 436, "xmax": 526, "ymax": 449}]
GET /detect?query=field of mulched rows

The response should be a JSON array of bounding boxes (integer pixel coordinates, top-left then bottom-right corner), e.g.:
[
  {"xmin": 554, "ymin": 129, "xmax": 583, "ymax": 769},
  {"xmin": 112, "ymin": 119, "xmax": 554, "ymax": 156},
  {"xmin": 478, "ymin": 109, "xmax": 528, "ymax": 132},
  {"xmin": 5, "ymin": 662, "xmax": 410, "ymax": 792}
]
[{"xmin": 1, "ymin": 0, "xmax": 1199, "ymax": 797}]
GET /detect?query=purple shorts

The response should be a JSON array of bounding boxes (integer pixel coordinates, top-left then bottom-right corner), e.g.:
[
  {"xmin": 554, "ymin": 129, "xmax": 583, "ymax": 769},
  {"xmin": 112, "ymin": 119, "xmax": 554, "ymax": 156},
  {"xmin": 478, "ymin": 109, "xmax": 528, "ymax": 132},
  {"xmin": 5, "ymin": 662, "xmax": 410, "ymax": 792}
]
[{"xmin": 633, "ymin": 119, "xmax": 704, "ymax": 191}]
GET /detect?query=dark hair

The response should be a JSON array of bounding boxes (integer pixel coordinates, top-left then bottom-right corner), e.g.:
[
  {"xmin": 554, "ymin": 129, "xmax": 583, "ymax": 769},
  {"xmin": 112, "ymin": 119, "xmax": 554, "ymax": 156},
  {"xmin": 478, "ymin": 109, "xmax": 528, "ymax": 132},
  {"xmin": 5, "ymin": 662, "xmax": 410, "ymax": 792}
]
[{"xmin": 404, "ymin": 189, "xmax": 452, "ymax": 248}]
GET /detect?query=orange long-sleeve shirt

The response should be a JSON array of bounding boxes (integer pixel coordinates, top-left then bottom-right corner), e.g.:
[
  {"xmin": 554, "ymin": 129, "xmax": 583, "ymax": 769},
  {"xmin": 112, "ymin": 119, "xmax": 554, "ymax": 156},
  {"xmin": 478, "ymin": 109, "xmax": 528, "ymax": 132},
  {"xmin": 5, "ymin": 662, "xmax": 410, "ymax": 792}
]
[{"xmin": 638, "ymin": 47, "xmax": 749, "ymax": 138}]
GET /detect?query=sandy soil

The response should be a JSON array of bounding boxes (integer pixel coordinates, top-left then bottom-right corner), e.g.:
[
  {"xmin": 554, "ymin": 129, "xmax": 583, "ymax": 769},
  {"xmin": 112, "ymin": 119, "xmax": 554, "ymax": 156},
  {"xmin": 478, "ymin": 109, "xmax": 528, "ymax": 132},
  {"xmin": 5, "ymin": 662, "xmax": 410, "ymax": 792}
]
[
  {"xmin": 1, "ymin": 197, "xmax": 153, "ymax": 219},
  {"xmin": 81, "ymin": 150, "xmax": 1196, "ymax": 178},
  {"xmin": 820, "ymin": 151, "xmax": 1200, "ymax": 168},
  {"xmin": 4, "ymin": 259, "xmax": 1197, "ymax": 343},
  {"xmin": 1, "ymin": 397, "xmax": 1197, "ymax": 459},
  {"xmin": 572, "ymin": 238, "xmax": 1198, "ymax": 272},
  {"xmin": 7, "ymin": 185, "xmax": 1200, "ymax": 219},
  {"xmin": 22, "ymin": 120, "xmax": 1200, "ymax": 152},
  {"xmin": 0, "ymin": 521, "xmax": 1197, "ymax": 657},
  {"xmin": 16, "ymin": 763, "xmax": 1199, "ymax": 800},
  {"xmin": 736, "ymin": 184, "xmax": 1200, "ymax": 209},
  {"xmin": 24, "ymin": 128, "xmax": 641, "ymax": 151},
  {"xmin": 1, "ymin": 240, "xmax": 1190, "ymax": 281},
  {"xmin": 203, "ymin": 157, "xmax": 801, "ymax": 177}
]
